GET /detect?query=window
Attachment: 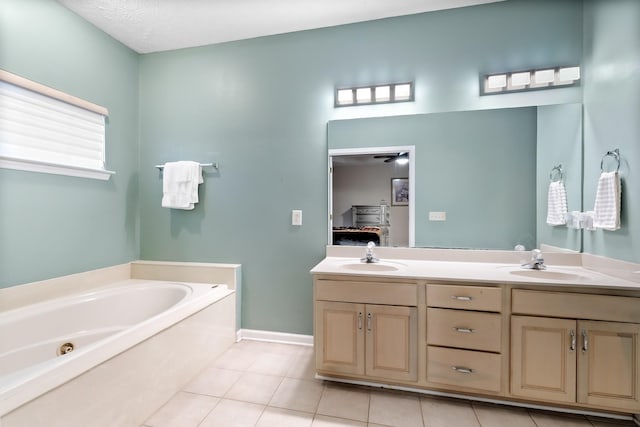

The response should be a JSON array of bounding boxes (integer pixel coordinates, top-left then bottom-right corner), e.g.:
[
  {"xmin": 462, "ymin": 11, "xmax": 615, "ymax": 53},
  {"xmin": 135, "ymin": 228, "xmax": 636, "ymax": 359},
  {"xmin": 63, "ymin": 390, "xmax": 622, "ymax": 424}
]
[{"xmin": 0, "ymin": 70, "xmax": 114, "ymax": 180}]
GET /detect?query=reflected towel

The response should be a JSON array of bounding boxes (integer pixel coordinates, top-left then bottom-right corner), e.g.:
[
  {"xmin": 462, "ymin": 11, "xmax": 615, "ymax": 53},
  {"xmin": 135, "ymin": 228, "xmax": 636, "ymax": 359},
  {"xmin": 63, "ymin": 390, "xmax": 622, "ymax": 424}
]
[
  {"xmin": 593, "ymin": 171, "xmax": 621, "ymax": 231},
  {"xmin": 546, "ymin": 181, "xmax": 568, "ymax": 226},
  {"xmin": 161, "ymin": 161, "xmax": 203, "ymax": 210}
]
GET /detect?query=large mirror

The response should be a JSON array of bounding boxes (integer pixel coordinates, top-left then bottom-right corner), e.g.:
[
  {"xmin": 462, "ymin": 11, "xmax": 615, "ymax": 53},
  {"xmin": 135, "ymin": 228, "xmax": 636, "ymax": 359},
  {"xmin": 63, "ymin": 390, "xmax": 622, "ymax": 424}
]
[{"xmin": 328, "ymin": 103, "xmax": 583, "ymax": 252}]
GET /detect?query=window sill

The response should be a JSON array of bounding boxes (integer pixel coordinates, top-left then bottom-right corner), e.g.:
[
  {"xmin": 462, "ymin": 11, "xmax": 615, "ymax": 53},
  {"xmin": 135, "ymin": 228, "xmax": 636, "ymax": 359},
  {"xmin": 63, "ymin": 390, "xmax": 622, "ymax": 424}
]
[{"xmin": 0, "ymin": 156, "xmax": 115, "ymax": 180}]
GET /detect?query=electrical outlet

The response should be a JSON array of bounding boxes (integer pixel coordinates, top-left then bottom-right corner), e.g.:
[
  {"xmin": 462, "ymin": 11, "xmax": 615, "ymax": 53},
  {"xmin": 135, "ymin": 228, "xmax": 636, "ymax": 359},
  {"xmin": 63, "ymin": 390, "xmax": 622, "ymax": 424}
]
[
  {"xmin": 292, "ymin": 210, "xmax": 302, "ymax": 226},
  {"xmin": 429, "ymin": 211, "xmax": 446, "ymax": 221}
]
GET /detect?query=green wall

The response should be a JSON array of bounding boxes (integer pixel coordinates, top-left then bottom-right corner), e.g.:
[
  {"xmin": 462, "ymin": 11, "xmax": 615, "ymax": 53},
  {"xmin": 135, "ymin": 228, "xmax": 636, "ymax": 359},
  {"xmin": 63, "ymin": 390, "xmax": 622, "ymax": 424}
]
[
  {"xmin": 329, "ymin": 108, "xmax": 538, "ymax": 250},
  {"xmin": 582, "ymin": 0, "xmax": 640, "ymax": 262},
  {"xmin": 0, "ymin": 0, "xmax": 140, "ymax": 286},
  {"xmin": 536, "ymin": 103, "xmax": 583, "ymax": 251},
  {"xmin": 138, "ymin": 0, "xmax": 582, "ymax": 334}
]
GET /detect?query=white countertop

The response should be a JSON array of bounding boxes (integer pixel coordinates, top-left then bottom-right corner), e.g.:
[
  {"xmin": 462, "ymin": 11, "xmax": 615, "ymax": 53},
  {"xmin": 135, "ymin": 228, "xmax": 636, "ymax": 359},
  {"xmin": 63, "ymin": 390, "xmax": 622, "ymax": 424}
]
[{"xmin": 311, "ymin": 256, "xmax": 640, "ymax": 291}]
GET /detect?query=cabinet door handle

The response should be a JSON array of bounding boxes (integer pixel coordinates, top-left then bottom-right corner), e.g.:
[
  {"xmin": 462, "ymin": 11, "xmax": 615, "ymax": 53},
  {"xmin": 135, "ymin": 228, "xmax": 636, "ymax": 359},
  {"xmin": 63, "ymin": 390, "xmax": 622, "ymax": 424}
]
[
  {"xmin": 452, "ymin": 366, "xmax": 474, "ymax": 374},
  {"xmin": 453, "ymin": 327, "xmax": 475, "ymax": 333},
  {"xmin": 358, "ymin": 312, "xmax": 363, "ymax": 330},
  {"xmin": 367, "ymin": 313, "xmax": 372, "ymax": 332},
  {"xmin": 451, "ymin": 295, "xmax": 473, "ymax": 301},
  {"xmin": 569, "ymin": 329, "xmax": 576, "ymax": 351},
  {"xmin": 582, "ymin": 330, "xmax": 588, "ymax": 353}
]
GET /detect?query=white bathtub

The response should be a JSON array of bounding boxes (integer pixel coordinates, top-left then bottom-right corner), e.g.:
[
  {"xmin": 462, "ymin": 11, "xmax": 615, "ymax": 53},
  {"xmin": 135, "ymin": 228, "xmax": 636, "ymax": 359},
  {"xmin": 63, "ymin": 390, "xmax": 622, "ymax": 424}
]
[{"xmin": 0, "ymin": 279, "xmax": 236, "ymax": 426}]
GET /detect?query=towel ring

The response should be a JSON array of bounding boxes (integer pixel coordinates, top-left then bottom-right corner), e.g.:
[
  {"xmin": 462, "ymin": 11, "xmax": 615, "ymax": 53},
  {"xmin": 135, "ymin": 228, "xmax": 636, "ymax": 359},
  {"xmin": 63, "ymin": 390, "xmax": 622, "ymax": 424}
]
[
  {"xmin": 600, "ymin": 149, "xmax": 620, "ymax": 173},
  {"xmin": 549, "ymin": 164, "xmax": 563, "ymax": 182}
]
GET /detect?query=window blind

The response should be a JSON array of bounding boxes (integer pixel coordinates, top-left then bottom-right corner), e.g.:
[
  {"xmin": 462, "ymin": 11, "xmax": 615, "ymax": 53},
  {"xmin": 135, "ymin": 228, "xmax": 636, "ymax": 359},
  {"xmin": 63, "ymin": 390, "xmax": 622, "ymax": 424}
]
[{"xmin": 0, "ymin": 71, "xmax": 113, "ymax": 180}]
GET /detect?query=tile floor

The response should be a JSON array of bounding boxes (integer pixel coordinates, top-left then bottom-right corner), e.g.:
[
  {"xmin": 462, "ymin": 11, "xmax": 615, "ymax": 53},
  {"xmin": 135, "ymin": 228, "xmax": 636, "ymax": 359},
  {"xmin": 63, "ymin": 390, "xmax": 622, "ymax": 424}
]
[{"xmin": 142, "ymin": 341, "xmax": 637, "ymax": 427}]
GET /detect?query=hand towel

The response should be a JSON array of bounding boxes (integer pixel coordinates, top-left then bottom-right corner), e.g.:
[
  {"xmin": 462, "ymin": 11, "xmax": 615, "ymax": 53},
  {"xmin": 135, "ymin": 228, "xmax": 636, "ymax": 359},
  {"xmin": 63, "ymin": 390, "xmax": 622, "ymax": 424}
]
[
  {"xmin": 546, "ymin": 181, "xmax": 568, "ymax": 226},
  {"xmin": 593, "ymin": 171, "xmax": 621, "ymax": 230},
  {"xmin": 161, "ymin": 161, "xmax": 203, "ymax": 210}
]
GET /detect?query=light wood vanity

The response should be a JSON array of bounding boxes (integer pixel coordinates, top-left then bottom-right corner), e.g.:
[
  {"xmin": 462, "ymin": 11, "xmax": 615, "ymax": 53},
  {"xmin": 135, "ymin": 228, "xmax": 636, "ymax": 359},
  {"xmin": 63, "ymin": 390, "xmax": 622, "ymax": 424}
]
[{"xmin": 311, "ymin": 252, "xmax": 640, "ymax": 417}]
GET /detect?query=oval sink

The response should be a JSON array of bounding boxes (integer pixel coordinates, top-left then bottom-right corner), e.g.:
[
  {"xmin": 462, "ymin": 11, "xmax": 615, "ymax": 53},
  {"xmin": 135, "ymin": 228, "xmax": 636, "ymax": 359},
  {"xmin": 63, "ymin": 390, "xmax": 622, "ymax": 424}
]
[
  {"xmin": 340, "ymin": 261, "xmax": 404, "ymax": 272},
  {"xmin": 509, "ymin": 269, "xmax": 584, "ymax": 281}
]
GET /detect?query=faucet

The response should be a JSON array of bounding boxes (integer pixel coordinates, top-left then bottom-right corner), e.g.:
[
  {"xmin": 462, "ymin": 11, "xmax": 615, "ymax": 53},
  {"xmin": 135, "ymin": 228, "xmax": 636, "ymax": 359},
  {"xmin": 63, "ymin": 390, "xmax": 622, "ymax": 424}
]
[
  {"xmin": 522, "ymin": 249, "xmax": 546, "ymax": 270},
  {"xmin": 361, "ymin": 241, "xmax": 379, "ymax": 264}
]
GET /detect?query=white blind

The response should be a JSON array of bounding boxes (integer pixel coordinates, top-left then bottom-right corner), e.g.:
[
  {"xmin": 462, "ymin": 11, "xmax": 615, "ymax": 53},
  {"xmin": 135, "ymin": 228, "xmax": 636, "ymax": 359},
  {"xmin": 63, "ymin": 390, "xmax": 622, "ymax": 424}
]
[{"xmin": 0, "ymin": 77, "xmax": 112, "ymax": 179}]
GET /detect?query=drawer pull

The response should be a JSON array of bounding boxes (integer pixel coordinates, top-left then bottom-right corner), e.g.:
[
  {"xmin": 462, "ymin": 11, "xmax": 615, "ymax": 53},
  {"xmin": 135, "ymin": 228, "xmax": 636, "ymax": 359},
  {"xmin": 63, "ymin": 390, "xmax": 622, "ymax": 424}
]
[
  {"xmin": 451, "ymin": 295, "xmax": 473, "ymax": 301},
  {"xmin": 582, "ymin": 329, "xmax": 588, "ymax": 353},
  {"xmin": 367, "ymin": 313, "xmax": 372, "ymax": 333},
  {"xmin": 569, "ymin": 329, "xmax": 576, "ymax": 351},
  {"xmin": 358, "ymin": 312, "xmax": 363, "ymax": 330},
  {"xmin": 453, "ymin": 327, "xmax": 475, "ymax": 333},
  {"xmin": 452, "ymin": 366, "xmax": 474, "ymax": 374}
]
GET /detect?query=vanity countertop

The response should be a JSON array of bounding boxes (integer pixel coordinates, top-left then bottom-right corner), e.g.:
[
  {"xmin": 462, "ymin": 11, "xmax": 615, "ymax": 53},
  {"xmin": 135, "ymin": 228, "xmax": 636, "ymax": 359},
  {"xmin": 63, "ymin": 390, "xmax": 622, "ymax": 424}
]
[{"xmin": 310, "ymin": 256, "xmax": 640, "ymax": 291}]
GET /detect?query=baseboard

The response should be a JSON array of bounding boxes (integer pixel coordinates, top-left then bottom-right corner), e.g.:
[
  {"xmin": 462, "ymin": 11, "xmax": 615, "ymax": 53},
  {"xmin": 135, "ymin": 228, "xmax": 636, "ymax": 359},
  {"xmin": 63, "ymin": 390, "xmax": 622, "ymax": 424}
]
[{"xmin": 238, "ymin": 329, "xmax": 313, "ymax": 346}]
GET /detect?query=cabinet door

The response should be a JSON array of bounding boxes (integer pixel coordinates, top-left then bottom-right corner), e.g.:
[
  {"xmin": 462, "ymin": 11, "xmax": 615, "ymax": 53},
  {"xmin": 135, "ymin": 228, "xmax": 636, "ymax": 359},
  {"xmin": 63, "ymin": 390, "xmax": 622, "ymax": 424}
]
[
  {"xmin": 510, "ymin": 315, "xmax": 577, "ymax": 403},
  {"xmin": 366, "ymin": 304, "xmax": 418, "ymax": 381},
  {"xmin": 577, "ymin": 320, "xmax": 640, "ymax": 412},
  {"xmin": 315, "ymin": 301, "xmax": 365, "ymax": 375}
]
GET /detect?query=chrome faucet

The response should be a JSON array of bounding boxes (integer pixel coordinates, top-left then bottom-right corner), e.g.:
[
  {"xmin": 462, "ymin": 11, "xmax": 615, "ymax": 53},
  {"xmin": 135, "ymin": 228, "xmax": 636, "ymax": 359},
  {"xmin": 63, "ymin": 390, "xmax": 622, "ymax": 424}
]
[
  {"xmin": 361, "ymin": 241, "xmax": 379, "ymax": 264},
  {"xmin": 522, "ymin": 249, "xmax": 546, "ymax": 270}
]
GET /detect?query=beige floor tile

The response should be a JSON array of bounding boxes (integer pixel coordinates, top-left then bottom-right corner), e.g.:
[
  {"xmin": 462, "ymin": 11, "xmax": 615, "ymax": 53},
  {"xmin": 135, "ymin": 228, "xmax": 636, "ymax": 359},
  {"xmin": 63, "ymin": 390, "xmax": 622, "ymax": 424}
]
[
  {"xmin": 472, "ymin": 403, "xmax": 536, "ymax": 427},
  {"xmin": 182, "ymin": 366, "xmax": 243, "ymax": 397},
  {"xmin": 144, "ymin": 391, "xmax": 219, "ymax": 427},
  {"xmin": 316, "ymin": 384, "xmax": 371, "ymax": 422},
  {"xmin": 587, "ymin": 417, "xmax": 637, "ymax": 427},
  {"xmin": 529, "ymin": 410, "xmax": 593, "ymax": 427},
  {"xmin": 247, "ymin": 350, "xmax": 298, "ymax": 376},
  {"xmin": 256, "ymin": 407, "xmax": 314, "ymax": 427},
  {"xmin": 368, "ymin": 391, "xmax": 423, "ymax": 427},
  {"xmin": 270, "ymin": 377, "xmax": 325, "ymax": 413},
  {"xmin": 224, "ymin": 371, "xmax": 284, "ymax": 404},
  {"xmin": 239, "ymin": 340, "xmax": 304, "ymax": 357},
  {"xmin": 421, "ymin": 396, "xmax": 480, "ymax": 427},
  {"xmin": 199, "ymin": 399, "xmax": 265, "ymax": 427},
  {"xmin": 312, "ymin": 414, "xmax": 367, "ymax": 426},
  {"xmin": 212, "ymin": 346, "xmax": 261, "ymax": 371},
  {"xmin": 287, "ymin": 347, "xmax": 318, "ymax": 380}
]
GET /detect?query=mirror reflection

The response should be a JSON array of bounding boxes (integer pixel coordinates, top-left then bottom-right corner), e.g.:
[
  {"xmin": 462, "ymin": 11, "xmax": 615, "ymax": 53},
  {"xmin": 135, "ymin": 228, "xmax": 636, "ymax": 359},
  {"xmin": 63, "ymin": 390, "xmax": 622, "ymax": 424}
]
[{"xmin": 328, "ymin": 103, "xmax": 583, "ymax": 252}]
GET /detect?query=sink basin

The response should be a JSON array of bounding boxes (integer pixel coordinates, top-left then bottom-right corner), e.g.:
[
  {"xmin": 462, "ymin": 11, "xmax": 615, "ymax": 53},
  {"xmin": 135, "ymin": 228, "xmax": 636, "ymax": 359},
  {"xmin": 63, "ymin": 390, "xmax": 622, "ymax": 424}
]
[
  {"xmin": 509, "ymin": 269, "xmax": 585, "ymax": 281},
  {"xmin": 339, "ymin": 261, "xmax": 405, "ymax": 272}
]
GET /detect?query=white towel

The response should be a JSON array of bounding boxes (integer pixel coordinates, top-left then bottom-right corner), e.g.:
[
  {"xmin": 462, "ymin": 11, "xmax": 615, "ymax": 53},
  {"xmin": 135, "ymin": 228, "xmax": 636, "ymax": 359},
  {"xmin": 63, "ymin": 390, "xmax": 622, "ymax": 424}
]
[
  {"xmin": 546, "ymin": 181, "xmax": 568, "ymax": 226},
  {"xmin": 593, "ymin": 171, "xmax": 621, "ymax": 230},
  {"xmin": 161, "ymin": 161, "xmax": 203, "ymax": 210}
]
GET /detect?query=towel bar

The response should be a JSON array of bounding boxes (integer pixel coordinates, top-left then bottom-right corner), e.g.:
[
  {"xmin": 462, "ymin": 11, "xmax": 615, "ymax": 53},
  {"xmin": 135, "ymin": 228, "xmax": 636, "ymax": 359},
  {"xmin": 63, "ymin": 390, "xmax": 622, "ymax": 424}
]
[
  {"xmin": 155, "ymin": 162, "xmax": 218, "ymax": 170},
  {"xmin": 600, "ymin": 149, "xmax": 620, "ymax": 173}
]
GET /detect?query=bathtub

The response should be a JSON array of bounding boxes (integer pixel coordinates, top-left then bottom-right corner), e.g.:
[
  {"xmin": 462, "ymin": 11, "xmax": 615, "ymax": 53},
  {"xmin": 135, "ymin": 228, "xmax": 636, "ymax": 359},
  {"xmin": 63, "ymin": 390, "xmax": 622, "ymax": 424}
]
[{"xmin": 0, "ymin": 279, "xmax": 236, "ymax": 427}]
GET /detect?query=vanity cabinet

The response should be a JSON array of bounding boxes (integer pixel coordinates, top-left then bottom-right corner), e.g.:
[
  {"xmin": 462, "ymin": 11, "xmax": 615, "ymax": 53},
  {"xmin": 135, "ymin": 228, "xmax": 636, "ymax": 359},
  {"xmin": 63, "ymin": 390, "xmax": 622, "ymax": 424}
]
[
  {"xmin": 314, "ymin": 279, "xmax": 418, "ymax": 382},
  {"xmin": 510, "ymin": 290, "xmax": 640, "ymax": 412},
  {"xmin": 426, "ymin": 284, "xmax": 503, "ymax": 394}
]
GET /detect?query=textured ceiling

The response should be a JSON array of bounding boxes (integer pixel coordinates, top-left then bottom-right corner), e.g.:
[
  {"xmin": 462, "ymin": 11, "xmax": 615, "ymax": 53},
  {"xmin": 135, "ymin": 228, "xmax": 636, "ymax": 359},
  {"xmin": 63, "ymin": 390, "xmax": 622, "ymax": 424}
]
[{"xmin": 57, "ymin": 0, "xmax": 503, "ymax": 53}]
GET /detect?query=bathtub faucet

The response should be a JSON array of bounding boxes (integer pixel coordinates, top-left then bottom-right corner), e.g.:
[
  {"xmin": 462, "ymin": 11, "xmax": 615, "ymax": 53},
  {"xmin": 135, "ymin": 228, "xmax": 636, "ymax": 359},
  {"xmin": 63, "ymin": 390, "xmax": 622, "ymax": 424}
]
[{"xmin": 361, "ymin": 241, "xmax": 379, "ymax": 264}]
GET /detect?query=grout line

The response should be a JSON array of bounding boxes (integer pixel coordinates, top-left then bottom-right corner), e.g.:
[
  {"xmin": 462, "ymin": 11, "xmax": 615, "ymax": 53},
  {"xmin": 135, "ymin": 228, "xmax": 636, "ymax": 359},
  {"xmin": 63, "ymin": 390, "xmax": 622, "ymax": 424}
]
[
  {"xmin": 528, "ymin": 409, "xmax": 541, "ymax": 427},
  {"xmin": 471, "ymin": 402, "xmax": 483, "ymax": 427}
]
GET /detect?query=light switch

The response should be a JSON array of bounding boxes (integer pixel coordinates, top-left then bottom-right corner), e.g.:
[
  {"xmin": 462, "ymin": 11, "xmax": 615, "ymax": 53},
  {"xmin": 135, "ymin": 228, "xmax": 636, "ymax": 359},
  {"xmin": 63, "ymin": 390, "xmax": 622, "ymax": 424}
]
[
  {"xmin": 292, "ymin": 210, "xmax": 302, "ymax": 226},
  {"xmin": 429, "ymin": 211, "xmax": 446, "ymax": 221}
]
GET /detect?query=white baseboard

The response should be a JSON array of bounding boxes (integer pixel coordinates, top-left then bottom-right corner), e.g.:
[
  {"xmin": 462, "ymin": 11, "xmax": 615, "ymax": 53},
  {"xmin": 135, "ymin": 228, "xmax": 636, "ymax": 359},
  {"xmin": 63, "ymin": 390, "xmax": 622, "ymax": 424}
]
[{"xmin": 238, "ymin": 329, "xmax": 313, "ymax": 346}]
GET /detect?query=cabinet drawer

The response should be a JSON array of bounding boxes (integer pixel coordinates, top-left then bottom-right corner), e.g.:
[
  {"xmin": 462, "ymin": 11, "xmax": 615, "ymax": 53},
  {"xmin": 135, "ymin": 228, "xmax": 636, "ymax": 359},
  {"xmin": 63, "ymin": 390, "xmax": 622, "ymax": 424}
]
[
  {"xmin": 427, "ymin": 346, "xmax": 501, "ymax": 393},
  {"xmin": 427, "ymin": 284, "xmax": 501, "ymax": 312},
  {"xmin": 315, "ymin": 280, "xmax": 417, "ymax": 306},
  {"xmin": 427, "ymin": 308, "xmax": 502, "ymax": 352},
  {"xmin": 512, "ymin": 290, "xmax": 640, "ymax": 323}
]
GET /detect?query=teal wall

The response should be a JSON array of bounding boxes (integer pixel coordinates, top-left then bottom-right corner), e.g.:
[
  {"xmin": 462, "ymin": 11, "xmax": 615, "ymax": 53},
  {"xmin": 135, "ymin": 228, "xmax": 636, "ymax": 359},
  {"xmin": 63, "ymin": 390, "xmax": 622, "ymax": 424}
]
[
  {"xmin": 0, "ymin": 0, "xmax": 140, "ymax": 286},
  {"xmin": 329, "ymin": 108, "xmax": 538, "ymax": 250},
  {"xmin": 536, "ymin": 103, "xmax": 583, "ymax": 251},
  {"xmin": 138, "ymin": 0, "xmax": 582, "ymax": 334},
  {"xmin": 582, "ymin": 0, "xmax": 640, "ymax": 262},
  {"xmin": 1, "ymin": 0, "xmax": 593, "ymax": 335}
]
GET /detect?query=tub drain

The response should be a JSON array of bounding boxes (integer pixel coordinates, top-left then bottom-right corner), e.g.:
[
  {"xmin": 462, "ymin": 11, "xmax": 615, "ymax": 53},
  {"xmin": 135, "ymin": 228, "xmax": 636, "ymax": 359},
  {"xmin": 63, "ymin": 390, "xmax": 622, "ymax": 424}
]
[{"xmin": 57, "ymin": 342, "xmax": 75, "ymax": 356}]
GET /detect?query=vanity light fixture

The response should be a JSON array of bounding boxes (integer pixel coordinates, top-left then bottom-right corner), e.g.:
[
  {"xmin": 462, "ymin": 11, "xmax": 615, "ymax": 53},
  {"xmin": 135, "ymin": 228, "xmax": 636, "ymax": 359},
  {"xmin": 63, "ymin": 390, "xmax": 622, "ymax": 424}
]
[
  {"xmin": 334, "ymin": 82, "xmax": 414, "ymax": 107},
  {"xmin": 481, "ymin": 66, "xmax": 580, "ymax": 95}
]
